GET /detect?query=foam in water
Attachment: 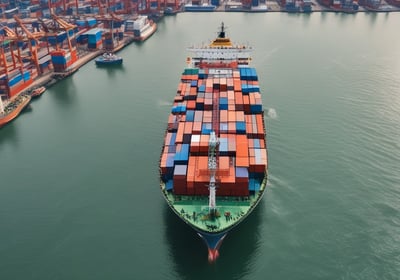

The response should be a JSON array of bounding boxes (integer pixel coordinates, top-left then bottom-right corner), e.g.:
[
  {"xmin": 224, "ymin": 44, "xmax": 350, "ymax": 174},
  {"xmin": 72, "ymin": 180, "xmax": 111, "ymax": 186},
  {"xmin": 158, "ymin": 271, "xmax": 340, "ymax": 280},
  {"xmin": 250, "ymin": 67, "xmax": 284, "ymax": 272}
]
[
  {"xmin": 266, "ymin": 108, "xmax": 277, "ymax": 119},
  {"xmin": 158, "ymin": 100, "xmax": 173, "ymax": 107}
]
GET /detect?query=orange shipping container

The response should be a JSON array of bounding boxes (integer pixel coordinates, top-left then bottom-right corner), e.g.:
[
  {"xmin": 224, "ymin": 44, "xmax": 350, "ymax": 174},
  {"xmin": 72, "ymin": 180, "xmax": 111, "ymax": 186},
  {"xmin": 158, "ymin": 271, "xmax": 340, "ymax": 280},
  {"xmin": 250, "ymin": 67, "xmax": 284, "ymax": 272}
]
[
  {"xmin": 190, "ymin": 86, "xmax": 197, "ymax": 94},
  {"xmin": 228, "ymin": 111, "xmax": 236, "ymax": 122},
  {"xmin": 236, "ymin": 156, "xmax": 249, "ymax": 167},
  {"xmin": 176, "ymin": 123, "xmax": 185, "ymax": 143},
  {"xmin": 256, "ymin": 114, "xmax": 264, "ymax": 138},
  {"xmin": 228, "ymin": 135, "xmax": 236, "ymax": 152},
  {"xmin": 228, "ymin": 122, "xmax": 236, "ymax": 134},
  {"xmin": 236, "ymin": 135, "xmax": 249, "ymax": 157},
  {"xmin": 235, "ymin": 92, "xmax": 243, "ymax": 104},
  {"xmin": 234, "ymin": 80, "xmax": 241, "ymax": 92},
  {"xmin": 236, "ymin": 111, "xmax": 245, "ymax": 122},
  {"xmin": 227, "ymin": 91, "xmax": 235, "ymax": 101},
  {"xmin": 220, "ymin": 110, "xmax": 228, "ymax": 122},
  {"xmin": 187, "ymin": 100, "xmax": 196, "ymax": 110},
  {"xmin": 184, "ymin": 121, "xmax": 193, "ymax": 134},
  {"xmin": 219, "ymin": 156, "xmax": 230, "ymax": 171},
  {"xmin": 192, "ymin": 121, "xmax": 202, "ymax": 134},
  {"xmin": 260, "ymin": 139, "xmax": 266, "ymax": 149}
]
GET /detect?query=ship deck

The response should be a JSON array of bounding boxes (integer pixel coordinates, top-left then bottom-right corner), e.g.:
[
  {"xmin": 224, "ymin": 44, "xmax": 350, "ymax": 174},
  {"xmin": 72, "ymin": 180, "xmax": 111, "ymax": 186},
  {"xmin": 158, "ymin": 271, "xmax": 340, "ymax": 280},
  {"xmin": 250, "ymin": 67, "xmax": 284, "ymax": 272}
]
[{"xmin": 161, "ymin": 174, "xmax": 267, "ymax": 234}]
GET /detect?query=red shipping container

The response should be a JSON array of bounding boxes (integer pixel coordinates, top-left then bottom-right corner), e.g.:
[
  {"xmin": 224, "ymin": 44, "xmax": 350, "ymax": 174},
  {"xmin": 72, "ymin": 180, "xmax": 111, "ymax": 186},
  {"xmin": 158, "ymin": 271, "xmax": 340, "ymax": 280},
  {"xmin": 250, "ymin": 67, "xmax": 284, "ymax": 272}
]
[{"xmin": 236, "ymin": 156, "xmax": 249, "ymax": 167}]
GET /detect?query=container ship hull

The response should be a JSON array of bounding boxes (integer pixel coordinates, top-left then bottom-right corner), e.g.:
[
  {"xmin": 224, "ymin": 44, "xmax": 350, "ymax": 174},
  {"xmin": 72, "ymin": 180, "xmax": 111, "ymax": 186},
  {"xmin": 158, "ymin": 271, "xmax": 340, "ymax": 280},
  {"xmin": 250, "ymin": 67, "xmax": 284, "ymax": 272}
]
[{"xmin": 159, "ymin": 23, "xmax": 268, "ymax": 262}]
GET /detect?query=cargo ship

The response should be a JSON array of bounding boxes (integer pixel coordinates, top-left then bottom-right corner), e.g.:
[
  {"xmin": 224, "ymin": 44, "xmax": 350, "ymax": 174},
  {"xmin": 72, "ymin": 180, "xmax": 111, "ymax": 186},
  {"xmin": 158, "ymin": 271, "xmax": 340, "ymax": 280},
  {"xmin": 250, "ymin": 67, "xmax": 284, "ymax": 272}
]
[
  {"xmin": 95, "ymin": 52, "xmax": 123, "ymax": 66},
  {"xmin": 132, "ymin": 16, "xmax": 157, "ymax": 42},
  {"xmin": 0, "ymin": 94, "xmax": 31, "ymax": 128},
  {"xmin": 159, "ymin": 23, "xmax": 268, "ymax": 262}
]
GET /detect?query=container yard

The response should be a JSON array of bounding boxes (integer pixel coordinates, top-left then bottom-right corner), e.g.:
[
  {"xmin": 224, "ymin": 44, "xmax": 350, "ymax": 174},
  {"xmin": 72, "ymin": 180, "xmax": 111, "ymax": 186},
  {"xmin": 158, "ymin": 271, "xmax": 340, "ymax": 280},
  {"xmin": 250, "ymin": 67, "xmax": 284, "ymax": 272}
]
[{"xmin": 1, "ymin": 0, "xmax": 399, "ymax": 127}]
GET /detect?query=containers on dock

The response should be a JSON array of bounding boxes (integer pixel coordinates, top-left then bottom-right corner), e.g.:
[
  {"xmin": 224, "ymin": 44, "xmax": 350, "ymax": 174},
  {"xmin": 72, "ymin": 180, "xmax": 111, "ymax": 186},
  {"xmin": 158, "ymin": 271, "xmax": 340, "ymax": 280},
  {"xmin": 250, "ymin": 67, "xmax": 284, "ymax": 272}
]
[
  {"xmin": 133, "ymin": 16, "xmax": 148, "ymax": 32},
  {"xmin": 84, "ymin": 28, "xmax": 103, "ymax": 50},
  {"xmin": 4, "ymin": 7, "xmax": 19, "ymax": 19},
  {"xmin": 0, "ymin": 68, "xmax": 34, "ymax": 98},
  {"xmin": 302, "ymin": 0, "xmax": 313, "ymax": 12},
  {"xmin": 360, "ymin": 0, "xmax": 381, "ymax": 9},
  {"xmin": 38, "ymin": 55, "xmax": 53, "ymax": 74},
  {"xmin": 50, "ymin": 49, "xmax": 78, "ymax": 72},
  {"xmin": 125, "ymin": 20, "xmax": 135, "ymax": 33},
  {"xmin": 318, "ymin": 0, "xmax": 332, "ymax": 6}
]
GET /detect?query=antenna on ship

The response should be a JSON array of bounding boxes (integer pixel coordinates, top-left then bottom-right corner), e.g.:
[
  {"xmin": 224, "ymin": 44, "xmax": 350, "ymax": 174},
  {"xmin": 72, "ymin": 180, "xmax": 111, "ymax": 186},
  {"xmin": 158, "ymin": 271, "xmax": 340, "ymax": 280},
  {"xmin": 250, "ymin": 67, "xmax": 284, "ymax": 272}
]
[
  {"xmin": 218, "ymin": 22, "xmax": 226, "ymax": 39},
  {"xmin": 208, "ymin": 131, "xmax": 219, "ymax": 217}
]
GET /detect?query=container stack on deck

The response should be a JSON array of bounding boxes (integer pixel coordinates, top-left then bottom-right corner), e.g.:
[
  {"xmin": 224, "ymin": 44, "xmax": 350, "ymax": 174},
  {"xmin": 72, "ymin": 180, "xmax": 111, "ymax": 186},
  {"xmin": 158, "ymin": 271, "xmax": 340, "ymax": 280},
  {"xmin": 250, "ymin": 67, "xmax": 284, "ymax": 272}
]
[{"xmin": 160, "ymin": 67, "xmax": 267, "ymax": 197}]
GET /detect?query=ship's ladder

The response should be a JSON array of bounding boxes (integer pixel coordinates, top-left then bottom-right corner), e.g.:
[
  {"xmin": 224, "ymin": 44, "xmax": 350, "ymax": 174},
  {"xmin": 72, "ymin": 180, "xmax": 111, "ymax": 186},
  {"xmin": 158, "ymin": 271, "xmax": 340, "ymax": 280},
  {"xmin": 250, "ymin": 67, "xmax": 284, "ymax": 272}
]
[
  {"xmin": 208, "ymin": 131, "xmax": 219, "ymax": 216},
  {"xmin": 207, "ymin": 85, "xmax": 221, "ymax": 216}
]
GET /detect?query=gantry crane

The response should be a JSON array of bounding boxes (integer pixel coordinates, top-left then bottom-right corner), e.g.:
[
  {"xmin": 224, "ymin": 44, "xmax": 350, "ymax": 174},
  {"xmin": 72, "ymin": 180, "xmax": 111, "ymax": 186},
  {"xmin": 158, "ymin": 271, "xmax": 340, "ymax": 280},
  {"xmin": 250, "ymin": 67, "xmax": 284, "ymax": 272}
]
[
  {"xmin": 13, "ymin": 15, "xmax": 46, "ymax": 74},
  {"xmin": 50, "ymin": 14, "xmax": 77, "ymax": 54},
  {"xmin": 64, "ymin": 0, "xmax": 80, "ymax": 15},
  {"xmin": 95, "ymin": 12, "xmax": 124, "ymax": 51},
  {"xmin": 0, "ymin": 26, "xmax": 24, "ymax": 77}
]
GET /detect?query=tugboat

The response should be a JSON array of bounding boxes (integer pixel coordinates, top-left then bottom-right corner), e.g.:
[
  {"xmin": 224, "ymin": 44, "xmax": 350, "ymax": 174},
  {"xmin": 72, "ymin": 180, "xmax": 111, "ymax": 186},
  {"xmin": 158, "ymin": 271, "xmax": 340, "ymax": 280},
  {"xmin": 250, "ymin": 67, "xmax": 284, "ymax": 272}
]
[
  {"xmin": 30, "ymin": 86, "xmax": 46, "ymax": 98},
  {"xmin": 95, "ymin": 52, "xmax": 123, "ymax": 66}
]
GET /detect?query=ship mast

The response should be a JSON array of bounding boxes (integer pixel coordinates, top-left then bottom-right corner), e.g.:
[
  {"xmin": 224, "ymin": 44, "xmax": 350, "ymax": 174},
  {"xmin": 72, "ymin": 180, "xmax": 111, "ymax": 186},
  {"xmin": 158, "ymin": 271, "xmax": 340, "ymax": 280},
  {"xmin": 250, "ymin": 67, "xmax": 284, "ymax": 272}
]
[{"xmin": 208, "ymin": 131, "xmax": 219, "ymax": 216}]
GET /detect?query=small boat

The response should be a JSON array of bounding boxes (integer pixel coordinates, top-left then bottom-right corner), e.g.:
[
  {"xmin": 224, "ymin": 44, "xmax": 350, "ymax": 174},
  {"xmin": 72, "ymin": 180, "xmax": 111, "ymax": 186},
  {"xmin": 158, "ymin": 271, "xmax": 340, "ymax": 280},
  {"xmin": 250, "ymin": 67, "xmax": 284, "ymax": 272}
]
[
  {"xmin": 164, "ymin": 7, "xmax": 180, "ymax": 15},
  {"xmin": 30, "ymin": 86, "xmax": 46, "ymax": 98},
  {"xmin": 95, "ymin": 52, "xmax": 123, "ymax": 66},
  {"xmin": 0, "ymin": 94, "xmax": 31, "ymax": 128}
]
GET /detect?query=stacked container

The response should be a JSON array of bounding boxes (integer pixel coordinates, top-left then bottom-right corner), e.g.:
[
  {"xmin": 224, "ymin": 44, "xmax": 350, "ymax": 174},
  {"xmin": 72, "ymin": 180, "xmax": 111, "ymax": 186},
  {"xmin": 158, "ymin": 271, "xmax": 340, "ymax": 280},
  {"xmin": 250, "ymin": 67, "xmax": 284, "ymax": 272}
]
[
  {"xmin": 85, "ymin": 28, "xmax": 103, "ymax": 50},
  {"xmin": 160, "ymin": 67, "xmax": 267, "ymax": 197},
  {"xmin": 0, "ymin": 68, "xmax": 33, "ymax": 98},
  {"xmin": 124, "ymin": 20, "xmax": 135, "ymax": 34},
  {"xmin": 50, "ymin": 49, "xmax": 78, "ymax": 72}
]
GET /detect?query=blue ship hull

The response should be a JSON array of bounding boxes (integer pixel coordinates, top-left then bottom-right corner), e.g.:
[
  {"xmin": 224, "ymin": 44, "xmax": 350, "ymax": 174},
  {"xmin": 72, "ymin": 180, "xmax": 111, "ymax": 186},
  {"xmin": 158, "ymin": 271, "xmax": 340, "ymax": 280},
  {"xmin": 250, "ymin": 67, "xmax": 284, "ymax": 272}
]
[
  {"xmin": 95, "ymin": 58, "xmax": 123, "ymax": 66},
  {"xmin": 197, "ymin": 231, "xmax": 227, "ymax": 262}
]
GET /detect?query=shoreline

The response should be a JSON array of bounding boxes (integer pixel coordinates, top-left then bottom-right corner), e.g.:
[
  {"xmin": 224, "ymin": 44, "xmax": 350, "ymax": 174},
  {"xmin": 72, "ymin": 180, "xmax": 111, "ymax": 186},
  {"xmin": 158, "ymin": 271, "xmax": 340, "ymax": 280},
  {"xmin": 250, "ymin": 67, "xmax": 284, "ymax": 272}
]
[
  {"xmin": 21, "ymin": 36, "xmax": 135, "ymax": 94},
  {"xmin": 7, "ymin": 5, "xmax": 399, "ymax": 100}
]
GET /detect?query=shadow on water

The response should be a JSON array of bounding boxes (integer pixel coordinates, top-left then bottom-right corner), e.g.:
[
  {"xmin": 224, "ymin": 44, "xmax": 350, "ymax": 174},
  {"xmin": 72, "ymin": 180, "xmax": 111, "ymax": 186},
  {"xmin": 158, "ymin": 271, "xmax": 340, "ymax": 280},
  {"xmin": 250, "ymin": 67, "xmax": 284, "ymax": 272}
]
[
  {"xmin": 0, "ymin": 103, "xmax": 34, "ymax": 147},
  {"xmin": 48, "ymin": 77, "xmax": 78, "ymax": 107},
  {"xmin": 0, "ymin": 122, "xmax": 18, "ymax": 147},
  {"xmin": 164, "ymin": 199, "xmax": 264, "ymax": 280},
  {"xmin": 367, "ymin": 12, "xmax": 378, "ymax": 25},
  {"xmin": 95, "ymin": 64, "xmax": 126, "ymax": 79}
]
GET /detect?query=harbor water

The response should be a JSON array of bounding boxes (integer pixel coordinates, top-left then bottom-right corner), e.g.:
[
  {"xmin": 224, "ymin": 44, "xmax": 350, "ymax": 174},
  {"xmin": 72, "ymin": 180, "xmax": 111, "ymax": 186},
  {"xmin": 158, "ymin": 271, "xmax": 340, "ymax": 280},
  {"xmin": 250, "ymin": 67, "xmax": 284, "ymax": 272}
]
[{"xmin": 1, "ymin": 12, "xmax": 399, "ymax": 280}]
